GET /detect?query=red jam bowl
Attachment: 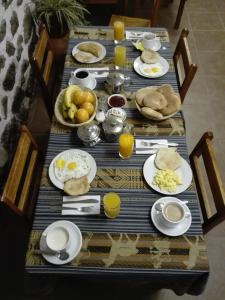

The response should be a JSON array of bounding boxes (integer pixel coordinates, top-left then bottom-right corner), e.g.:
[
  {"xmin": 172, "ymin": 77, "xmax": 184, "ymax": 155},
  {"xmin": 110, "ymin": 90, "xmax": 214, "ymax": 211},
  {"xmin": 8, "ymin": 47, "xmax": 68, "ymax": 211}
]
[{"xmin": 107, "ymin": 94, "xmax": 126, "ymax": 108}]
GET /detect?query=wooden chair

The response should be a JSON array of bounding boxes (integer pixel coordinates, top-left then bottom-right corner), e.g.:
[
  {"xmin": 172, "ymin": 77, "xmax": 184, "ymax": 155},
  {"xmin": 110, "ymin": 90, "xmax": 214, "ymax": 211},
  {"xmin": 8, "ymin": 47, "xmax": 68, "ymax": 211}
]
[
  {"xmin": 190, "ymin": 132, "xmax": 225, "ymax": 234},
  {"xmin": 0, "ymin": 125, "xmax": 41, "ymax": 222},
  {"xmin": 133, "ymin": 0, "xmax": 160, "ymax": 26},
  {"xmin": 174, "ymin": 0, "xmax": 187, "ymax": 29},
  {"xmin": 30, "ymin": 26, "xmax": 56, "ymax": 119},
  {"xmin": 109, "ymin": 14, "xmax": 150, "ymax": 27},
  {"xmin": 173, "ymin": 28, "xmax": 197, "ymax": 103}
]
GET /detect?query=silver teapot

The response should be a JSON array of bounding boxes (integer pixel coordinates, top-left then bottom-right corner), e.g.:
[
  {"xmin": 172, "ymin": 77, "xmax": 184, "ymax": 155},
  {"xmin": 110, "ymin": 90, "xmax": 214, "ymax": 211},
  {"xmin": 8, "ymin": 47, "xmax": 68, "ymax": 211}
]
[
  {"xmin": 105, "ymin": 72, "xmax": 131, "ymax": 94},
  {"xmin": 102, "ymin": 115, "xmax": 124, "ymax": 142},
  {"xmin": 77, "ymin": 123, "xmax": 101, "ymax": 147}
]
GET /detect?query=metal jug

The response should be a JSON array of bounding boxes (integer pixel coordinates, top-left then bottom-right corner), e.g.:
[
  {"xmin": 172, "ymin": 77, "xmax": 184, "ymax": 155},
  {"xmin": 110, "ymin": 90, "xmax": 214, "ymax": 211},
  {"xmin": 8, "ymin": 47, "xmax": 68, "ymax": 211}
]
[
  {"xmin": 102, "ymin": 115, "xmax": 124, "ymax": 142},
  {"xmin": 77, "ymin": 123, "xmax": 101, "ymax": 147},
  {"xmin": 105, "ymin": 72, "xmax": 130, "ymax": 94}
]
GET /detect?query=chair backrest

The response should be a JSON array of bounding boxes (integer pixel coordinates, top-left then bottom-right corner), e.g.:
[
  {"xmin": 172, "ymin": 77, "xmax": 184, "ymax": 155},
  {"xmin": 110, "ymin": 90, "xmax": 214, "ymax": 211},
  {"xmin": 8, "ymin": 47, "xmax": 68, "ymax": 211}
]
[
  {"xmin": 109, "ymin": 15, "xmax": 150, "ymax": 27},
  {"xmin": 190, "ymin": 132, "xmax": 225, "ymax": 234},
  {"xmin": 1, "ymin": 126, "xmax": 40, "ymax": 221},
  {"xmin": 133, "ymin": 0, "xmax": 160, "ymax": 26},
  {"xmin": 173, "ymin": 28, "xmax": 197, "ymax": 103},
  {"xmin": 30, "ymin": 26, "xmax": 54, "ymax": 119}
]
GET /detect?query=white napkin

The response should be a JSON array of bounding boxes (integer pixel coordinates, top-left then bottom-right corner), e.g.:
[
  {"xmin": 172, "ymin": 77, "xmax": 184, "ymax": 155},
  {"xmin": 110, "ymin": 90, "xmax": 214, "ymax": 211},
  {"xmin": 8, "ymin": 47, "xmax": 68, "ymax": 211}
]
[
  {"xmin": 135, "ymin": 139, "xmax": 168, "ymax": 154},
  {"xmin": 126, "ymin": 31, "xmax": 149, "ymax": 40},
  {"xmin": 62, "ymin": 195, "xmax": 101, "ymax": 215}
]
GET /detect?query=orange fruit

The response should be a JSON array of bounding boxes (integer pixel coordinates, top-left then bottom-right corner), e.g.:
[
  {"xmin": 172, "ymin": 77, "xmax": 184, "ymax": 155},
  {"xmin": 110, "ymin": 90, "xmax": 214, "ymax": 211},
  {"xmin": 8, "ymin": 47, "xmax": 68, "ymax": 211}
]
[
  {"xmin": 80, "ymin": 102, "xmax": 94, "ymax": 116},
  {"xmin": 73, "ymin": 90, "xmax": 86, "ymax": 105},
  {"xmin": 83, "ymin": 90, "xmax": 95, "ymax": 103},
  {"xmin": 75, "ymin": 108, "xmax": 89, "ymax": 123}
]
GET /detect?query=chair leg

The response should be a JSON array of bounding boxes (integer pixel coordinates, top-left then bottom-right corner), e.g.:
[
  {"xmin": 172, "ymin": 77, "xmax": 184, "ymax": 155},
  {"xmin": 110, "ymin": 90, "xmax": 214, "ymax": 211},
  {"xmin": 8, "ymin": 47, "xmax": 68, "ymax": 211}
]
[{"xmin": 174, "ymin": 0, "xmax": 186, "ymax": 30}]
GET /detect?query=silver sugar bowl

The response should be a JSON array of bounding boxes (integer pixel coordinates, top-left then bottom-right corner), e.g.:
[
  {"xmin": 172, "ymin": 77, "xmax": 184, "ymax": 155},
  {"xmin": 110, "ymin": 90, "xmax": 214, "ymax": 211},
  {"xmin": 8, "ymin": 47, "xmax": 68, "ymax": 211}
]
[
  {"xmin": 77, "ymin": 123, "xmax": 101, "ymax": 147},
  {"xmin": 102, "ymin": 115, "xmax": 124, "ymax": 142}
]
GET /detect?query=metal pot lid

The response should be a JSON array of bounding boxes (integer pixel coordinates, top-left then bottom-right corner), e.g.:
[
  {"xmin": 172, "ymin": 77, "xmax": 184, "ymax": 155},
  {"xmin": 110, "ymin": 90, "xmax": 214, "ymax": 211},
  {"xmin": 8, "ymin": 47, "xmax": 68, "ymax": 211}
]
[
  {"xmin": 106, "ymin": 72, "xmax": 125, "ymax": 87},
  {"xmin": 77, "ymin": 124, "xmax": 100, "ymax": 142}
]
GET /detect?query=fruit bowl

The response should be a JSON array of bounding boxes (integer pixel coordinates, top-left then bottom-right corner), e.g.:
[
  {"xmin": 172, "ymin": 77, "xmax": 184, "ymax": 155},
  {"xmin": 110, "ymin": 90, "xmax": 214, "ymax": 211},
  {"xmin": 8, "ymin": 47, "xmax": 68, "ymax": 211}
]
[{"xmin": 54, "ymin": 86, "xmax": 98, "ymax": 128}]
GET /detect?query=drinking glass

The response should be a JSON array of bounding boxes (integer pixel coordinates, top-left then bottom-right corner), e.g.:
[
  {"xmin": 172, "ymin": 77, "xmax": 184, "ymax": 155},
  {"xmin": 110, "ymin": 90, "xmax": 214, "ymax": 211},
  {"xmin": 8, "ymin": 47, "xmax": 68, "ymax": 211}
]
[
  {"xmin": 103, "ymin": 192, "xmax": 121, "ymax": 219},
  {"xmin": 113, "ymin": 21, "xmax": 125, "ymax": 44},
  {"xmin": 114, "ymin": 45, "xmax": 126, "ymax": 68},
  {"xmin": 118, "ymin": 132, "xmax": 134, "ymax": 159}
]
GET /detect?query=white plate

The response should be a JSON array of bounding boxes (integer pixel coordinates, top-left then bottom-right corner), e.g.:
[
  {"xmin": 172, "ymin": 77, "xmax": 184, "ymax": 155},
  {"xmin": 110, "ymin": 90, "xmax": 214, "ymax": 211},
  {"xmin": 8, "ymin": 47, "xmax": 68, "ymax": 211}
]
[
  {"xmin": 72, "ymin": 41, "xmax": 106, "ymax": 63},
  {"xmin": 40, "ymin": 220, "xmax": 82, "ymax": 265},
  {"xmin": 151, "ymin": 197, "xmax": 192, "ymax": 236},
  {"xmin": 49, "ymin": 149, "xmax": 97, "ymax": 190},
  {"xmin": 134, "ymin": 56, "xmax": 169, "ymax": 78},
  {"xmin": 68, "ymin": 74, "xmax": 97, "ymax": 90},
  {"xmin": 143, "ymin": 154, "xmax": 193, "ymax": 195}
]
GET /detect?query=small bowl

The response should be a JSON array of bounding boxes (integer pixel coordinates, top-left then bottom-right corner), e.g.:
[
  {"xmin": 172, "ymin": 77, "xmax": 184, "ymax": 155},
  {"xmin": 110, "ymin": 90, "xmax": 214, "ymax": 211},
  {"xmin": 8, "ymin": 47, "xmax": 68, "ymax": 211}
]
[
  {"xmin": 106, "ymin": 108, "xmax": 127, "ymax": 122},
  {"xmin": 107, "ymin": 94, "xmax": 126, "ymax": 108},
  {"xmin": 54, "ymin": 87, "xmax": 97, "ymax": 128}
]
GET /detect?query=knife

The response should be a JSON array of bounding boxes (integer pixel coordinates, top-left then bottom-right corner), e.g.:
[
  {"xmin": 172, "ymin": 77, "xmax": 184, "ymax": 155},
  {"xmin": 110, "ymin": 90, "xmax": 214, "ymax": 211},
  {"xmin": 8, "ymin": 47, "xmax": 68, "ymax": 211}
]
[{"xmin": 63, "ymin": 199, "xmax": 99, "ymax": 204}]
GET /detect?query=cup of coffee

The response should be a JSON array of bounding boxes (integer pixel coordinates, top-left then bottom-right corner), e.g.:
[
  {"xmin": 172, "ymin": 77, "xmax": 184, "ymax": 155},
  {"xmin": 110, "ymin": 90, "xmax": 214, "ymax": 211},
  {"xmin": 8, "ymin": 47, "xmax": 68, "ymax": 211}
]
[
  {"xmin": 142, "ymin": 33, "xmax": 158, "ymax": 50},
  {"xmin": 70, "ymin": 70, "xmax": 92, "ymax": 88},
  {"xmin": 45, "ymin": 226, "xmax": 70, "ymax": 252},
  {"xmin": 159, "ymin": 201, "xmax": 187, "ymax": 227}
]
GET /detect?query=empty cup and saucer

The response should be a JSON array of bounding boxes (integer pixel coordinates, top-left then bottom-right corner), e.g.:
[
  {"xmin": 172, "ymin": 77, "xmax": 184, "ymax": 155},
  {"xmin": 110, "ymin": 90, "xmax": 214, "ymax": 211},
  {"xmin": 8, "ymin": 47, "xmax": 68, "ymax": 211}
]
[
  {"xmin": 151, "ymin": 197, "xmax": 192, "ymax": 236},
  {"xmin": 39, "ymin": 220, "xmax": 82, "ymax": 265},
  {"xmin": 69, "ymin": 69, "xmax": 97, "ymax": 90},
  {"xmin": 141, "ymin": 32, "xmax": 161, "ymax": 52}
]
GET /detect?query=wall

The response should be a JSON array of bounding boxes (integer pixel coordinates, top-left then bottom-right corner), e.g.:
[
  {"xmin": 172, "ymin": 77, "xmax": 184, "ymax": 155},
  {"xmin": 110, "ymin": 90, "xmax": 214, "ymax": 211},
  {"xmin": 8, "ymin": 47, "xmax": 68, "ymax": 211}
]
[{"xmin": 0, "ymin": 0, "xmax": 34, "ymax": 155}]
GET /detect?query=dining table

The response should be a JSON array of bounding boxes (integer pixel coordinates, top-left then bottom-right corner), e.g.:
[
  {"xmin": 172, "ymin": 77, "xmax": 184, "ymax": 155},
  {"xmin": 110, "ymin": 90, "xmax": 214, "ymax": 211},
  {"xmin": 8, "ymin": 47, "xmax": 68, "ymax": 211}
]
[{"xmin": 25, "ymin": 26, "xmax": 209, "ymax": 296}]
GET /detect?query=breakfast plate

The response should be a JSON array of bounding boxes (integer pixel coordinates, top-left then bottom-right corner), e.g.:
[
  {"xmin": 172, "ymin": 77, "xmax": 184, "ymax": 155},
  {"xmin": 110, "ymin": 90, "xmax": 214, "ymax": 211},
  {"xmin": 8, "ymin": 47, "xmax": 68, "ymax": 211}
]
[
  {"xmin": 133, "ymin": 56, "xmax": 169, "ymax": 78},
  {"xmin": 49, "ymin": 149, "xmax": 97, "ymax": 190},
  {"xmin": 72, "ymin": 41, "xmax": 106, "ymax": 64},
  {"xmin": 151, "ymin": 197, "xmax": 192, "ymax": 236},
  {"xmin": 143, "ymin": 154, "xmax": 193, "ymax": 195},
  {"xmin": 40, "ymin": 220, "xmax": 82, "ymax": 265}
]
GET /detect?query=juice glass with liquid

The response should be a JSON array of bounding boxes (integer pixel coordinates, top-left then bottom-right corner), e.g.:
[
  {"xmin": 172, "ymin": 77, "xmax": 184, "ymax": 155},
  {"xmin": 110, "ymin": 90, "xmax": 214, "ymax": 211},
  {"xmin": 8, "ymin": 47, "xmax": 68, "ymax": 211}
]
[
  {"xmin": 118, "ymin": 132, "xmax": 134, "ymax": 159},
  {"xmin": 103, "ymin": 192, "xmax": 121, "ymax": 219},
  {"xmin": 113, "ymin": 21, "xmax": 125, "ymax": 42},
  {"xmin": 114, "ymin": 45, "xmax": 126, "ymax": 68}
]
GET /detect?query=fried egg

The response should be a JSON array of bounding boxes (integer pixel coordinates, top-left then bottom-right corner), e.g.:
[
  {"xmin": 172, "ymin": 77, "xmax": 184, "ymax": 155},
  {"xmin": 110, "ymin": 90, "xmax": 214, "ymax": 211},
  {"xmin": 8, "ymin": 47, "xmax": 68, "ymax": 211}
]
[
  {"xmin": 54, "ymin": 151, "xmax": 91, "ymax": 183},
  {"xmin": 140, "ymin": 63, "xmax": 163, "ymax": 77}
]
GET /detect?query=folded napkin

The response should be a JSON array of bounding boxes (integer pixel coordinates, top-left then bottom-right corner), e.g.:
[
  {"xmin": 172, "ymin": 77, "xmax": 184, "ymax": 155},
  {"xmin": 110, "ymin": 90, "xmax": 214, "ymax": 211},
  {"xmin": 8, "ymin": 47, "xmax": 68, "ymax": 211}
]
[
  {"xmin": 126, "ymin": 31, "xmax": 149, "ymax": 40},
  {"xmin": 135, "ymin": 139, "xmax": 168, "ymax": 154},
  {"xmin": 62, "ymin": 195, "xmax": 101, "ymax": 216}
]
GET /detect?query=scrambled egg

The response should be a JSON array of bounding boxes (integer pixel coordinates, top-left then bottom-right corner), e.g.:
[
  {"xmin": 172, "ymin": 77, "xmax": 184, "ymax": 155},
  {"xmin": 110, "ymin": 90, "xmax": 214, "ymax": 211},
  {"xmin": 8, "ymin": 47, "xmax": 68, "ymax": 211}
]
[{"xmin": 152, "ymin": 169, "xmax": 182, "ymax": 192}]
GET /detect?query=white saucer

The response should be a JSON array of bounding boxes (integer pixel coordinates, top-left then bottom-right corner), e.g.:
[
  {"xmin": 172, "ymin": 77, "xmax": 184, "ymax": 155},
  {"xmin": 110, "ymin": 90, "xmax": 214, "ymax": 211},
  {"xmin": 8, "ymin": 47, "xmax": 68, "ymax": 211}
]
[
  {"xmin": 151, "ymin": 197, "xmax": 192, "ymax": 236},
  {"xmin": 68, "ymin": 76, "xmax": 97, "ymax": 90},
  {"xmin": 138, "ymin": 38, "xmax": 161, "ymax": 51},
  {"xmin": 40, "ymin": 220, "xmax": 82, "ymax": 265}
]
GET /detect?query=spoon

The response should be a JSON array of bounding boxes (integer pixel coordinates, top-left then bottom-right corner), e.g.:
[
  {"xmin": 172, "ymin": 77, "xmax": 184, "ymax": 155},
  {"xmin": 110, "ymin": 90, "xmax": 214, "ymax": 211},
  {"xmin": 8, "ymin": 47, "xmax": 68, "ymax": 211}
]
[{"xmin": 33, "ymin": 249, "xmax": 69, "ymax": 261}]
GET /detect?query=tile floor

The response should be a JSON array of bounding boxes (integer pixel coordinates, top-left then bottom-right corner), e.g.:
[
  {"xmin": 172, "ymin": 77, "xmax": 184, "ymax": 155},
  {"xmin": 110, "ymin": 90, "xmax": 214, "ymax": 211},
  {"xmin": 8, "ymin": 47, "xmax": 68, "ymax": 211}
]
[{"xmin": 22, "ymin": 0, "xmax": 225, "ymax": 299}]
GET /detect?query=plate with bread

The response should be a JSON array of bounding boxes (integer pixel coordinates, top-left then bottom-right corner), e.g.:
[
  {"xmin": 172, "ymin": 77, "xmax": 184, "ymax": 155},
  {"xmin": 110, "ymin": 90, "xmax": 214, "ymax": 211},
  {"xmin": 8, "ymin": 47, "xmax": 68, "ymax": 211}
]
[
  {"xmin": 49, "ymin": 149, "xmax": 97, "ymax": 195},
  {"xmin": 143, "ymin": 148, "xmax": 193, "ymax": 195},
  {"xmin": 72, "ymin": 41, "xmax": 106, "ymax": 63},
  {"xmin": 133, "ymin": 49, "xmax": 169, "ymax": 78},
  {"xmin": 135, "ymin": 84, "xmax": 181, "ymax": 121}
]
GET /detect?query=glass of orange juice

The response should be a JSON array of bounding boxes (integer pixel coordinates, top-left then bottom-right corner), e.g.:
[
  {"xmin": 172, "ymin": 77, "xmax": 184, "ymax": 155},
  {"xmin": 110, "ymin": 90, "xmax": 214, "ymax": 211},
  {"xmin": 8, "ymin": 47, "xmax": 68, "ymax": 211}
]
[
  {"xmin": 113, "ymin": 21, "xmax": 125, "ymax": 43},
  {"xmin": 103, "ymin": 192, "xmax": 121, "ymax": 219},
  {"xmin": 118, "ymin": 132, "xmax": 134, "ymax": 159},
  {"xmin": 114, "ymin": 45, "xmax": 126, "ymax": 68}
]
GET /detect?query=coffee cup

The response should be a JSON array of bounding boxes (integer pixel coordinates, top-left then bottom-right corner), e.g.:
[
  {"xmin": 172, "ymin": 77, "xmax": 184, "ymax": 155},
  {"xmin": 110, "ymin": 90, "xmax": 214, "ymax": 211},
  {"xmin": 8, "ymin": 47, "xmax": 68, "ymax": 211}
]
[
  {"xmin": 142, "ymin": 33, "xmax": 159, "ymax": 50},
  {"xmin": 45, "ymin": 226, "xmax": 70, "ymax": 252},
  {"xmin": 158, "ymin": 201, "xmax": 188, "ymax": 228},
  {"xmin": 70, "ymin": 70, "xmax": 92, "ymax": 88}
]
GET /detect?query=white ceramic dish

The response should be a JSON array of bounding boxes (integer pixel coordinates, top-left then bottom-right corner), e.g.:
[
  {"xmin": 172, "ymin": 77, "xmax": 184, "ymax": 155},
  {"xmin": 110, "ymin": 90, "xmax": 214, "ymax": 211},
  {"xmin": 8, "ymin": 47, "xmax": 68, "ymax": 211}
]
[
  {"xmin": 132, "ymin": 38, "xmax": 161, "ymax": 52},
  {"xmin": 143, "ymin": 154, "xmax": 193, "ymax": 195},
  {"xmin": 151, "ymin": 197, "xmax": 192, "ymax": 236},
  {"xmin": 72, "ymin": 41, "xmax": 106, "ymax": 63},
  {"xmin": 133, "ymin": 56, "xmax": 169, "ymax": 78},
  {"xmin": 68, "ymin": 74, "xmax": 97, "ymax": 90},
  {"xmin": 40, "ymin": 220, "xmax": 82, "ymax": 265},
  {"xmin": 49, "ymin": 149, "xmax": 97, "ymax": 190}
]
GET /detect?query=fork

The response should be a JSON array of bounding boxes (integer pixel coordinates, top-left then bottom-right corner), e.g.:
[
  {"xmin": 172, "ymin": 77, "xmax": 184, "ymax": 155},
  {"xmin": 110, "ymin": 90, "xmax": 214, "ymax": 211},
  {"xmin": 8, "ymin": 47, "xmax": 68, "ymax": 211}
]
[
  {"xmin": 141, "ymin": 141, "xmax": 178, "ymax": 147},
  {"xmin": 62, "ymin": 206, "xmax": 94, "ymax": 212}
]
